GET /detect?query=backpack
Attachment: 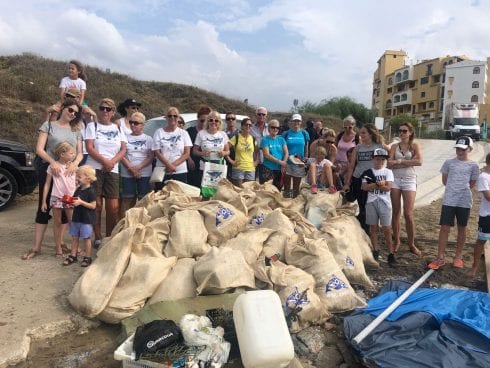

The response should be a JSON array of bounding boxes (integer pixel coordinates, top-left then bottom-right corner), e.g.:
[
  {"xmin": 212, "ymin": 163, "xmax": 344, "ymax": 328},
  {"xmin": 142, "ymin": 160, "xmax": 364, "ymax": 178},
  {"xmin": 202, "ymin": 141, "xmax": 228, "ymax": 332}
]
[{"xmin": 229, "ymin": 134, "xmax": 256, "ymax": 160}]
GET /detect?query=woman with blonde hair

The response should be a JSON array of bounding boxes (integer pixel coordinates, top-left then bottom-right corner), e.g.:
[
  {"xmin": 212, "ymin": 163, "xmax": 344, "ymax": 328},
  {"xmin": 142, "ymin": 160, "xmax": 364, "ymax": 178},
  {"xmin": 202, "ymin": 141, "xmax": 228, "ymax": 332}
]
[
  {"xmin": 388, "ymin": 122, "xmax": 422, "ymax": 256},
  {"xmin": 193, "ymin": 110, "xmax": 230, "ymax": 196},
  {"xmin": 152, "ymin": 106, "xmax": 192, "ymax": 189}
]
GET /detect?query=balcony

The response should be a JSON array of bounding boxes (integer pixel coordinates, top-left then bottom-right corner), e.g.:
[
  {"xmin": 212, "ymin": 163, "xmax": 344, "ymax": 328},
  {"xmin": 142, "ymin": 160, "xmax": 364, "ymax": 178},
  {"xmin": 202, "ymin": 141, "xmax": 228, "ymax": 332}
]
[
  {"xmin": 392, "ymin": 90, "xmax": 412, "ymax": 107},
  {"xmin": 394, "ymin": 66, "xmax": 414, "ymax": 84}
]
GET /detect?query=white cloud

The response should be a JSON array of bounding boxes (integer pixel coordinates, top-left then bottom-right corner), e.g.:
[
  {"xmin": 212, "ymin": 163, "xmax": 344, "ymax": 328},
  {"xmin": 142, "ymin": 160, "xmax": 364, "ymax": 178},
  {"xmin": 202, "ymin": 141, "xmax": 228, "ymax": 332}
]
[{"xmin": 2, "ymin": 1, "xmax": 490, "ymax": 111}]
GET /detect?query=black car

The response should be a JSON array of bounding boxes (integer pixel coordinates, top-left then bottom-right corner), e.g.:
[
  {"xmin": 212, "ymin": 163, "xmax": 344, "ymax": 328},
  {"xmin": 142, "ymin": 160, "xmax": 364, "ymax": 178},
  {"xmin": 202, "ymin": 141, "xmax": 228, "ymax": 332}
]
[{"xmin": 0, "ymin": 139, "xmax": 37, "ymax": 211}]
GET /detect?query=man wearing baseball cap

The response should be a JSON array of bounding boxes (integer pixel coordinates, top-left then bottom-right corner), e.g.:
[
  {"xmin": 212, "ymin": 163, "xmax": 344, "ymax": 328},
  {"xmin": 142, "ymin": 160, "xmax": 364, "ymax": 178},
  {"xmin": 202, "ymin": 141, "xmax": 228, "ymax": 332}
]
[{"xmin": 429, "ymin": 136, "xmax": 480, "ymax": 270}]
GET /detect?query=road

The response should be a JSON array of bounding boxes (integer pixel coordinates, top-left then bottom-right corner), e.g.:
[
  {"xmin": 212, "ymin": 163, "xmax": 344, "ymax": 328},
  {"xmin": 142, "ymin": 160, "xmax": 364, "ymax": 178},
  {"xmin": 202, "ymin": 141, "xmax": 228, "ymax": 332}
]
[{"xmin": 414, "ymin": 139, "xmax": 486, "ymax": 208}]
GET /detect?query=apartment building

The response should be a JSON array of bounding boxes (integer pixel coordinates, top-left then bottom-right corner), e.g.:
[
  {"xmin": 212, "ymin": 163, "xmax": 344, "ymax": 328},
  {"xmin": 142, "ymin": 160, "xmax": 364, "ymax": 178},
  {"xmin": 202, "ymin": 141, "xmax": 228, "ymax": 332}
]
[{"xmin": 372, "ymin": 50, "xmax": 476, "ymax": 126}]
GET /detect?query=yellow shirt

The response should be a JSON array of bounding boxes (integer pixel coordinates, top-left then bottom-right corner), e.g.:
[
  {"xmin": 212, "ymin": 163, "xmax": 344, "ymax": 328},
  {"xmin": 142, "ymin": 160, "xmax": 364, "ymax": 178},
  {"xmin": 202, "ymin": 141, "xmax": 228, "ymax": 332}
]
[{"xmin": 230, "ymin": 134, "xmax": 256, "ymax": 171}]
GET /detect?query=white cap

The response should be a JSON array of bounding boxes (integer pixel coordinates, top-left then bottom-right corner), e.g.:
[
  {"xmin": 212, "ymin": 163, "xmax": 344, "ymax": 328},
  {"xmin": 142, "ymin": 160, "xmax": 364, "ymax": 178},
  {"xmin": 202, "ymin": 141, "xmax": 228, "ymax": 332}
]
[
  {"xmin": 291, "ymin": 113, "xmax": 302, "ymax": 121},
  {"xmin": 454, "ymin": 136, "xmax": 473, "ymax": 149}
]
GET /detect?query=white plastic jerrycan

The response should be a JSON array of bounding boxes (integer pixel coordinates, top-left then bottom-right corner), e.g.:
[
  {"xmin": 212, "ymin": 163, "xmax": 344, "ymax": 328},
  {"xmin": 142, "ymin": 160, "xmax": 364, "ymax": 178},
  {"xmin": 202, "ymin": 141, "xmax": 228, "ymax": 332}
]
[{"xmin": 233, "ymin": 290, "xmax": 295, "ymax": 368}]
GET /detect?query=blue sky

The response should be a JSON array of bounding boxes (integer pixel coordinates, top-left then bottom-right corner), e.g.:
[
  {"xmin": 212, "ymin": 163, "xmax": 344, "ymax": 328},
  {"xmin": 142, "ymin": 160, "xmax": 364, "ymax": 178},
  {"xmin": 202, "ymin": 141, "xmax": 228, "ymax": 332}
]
[{"xmin": 1, "ymin": 0, "xmax": 490, "ymax": 112}]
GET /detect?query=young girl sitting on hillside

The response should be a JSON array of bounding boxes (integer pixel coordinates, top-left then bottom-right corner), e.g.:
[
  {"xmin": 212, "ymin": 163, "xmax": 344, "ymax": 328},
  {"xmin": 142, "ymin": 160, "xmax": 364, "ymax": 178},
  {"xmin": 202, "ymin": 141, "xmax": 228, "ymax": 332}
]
[
  {"xmin": 41, "ymin": 142, "xmax": 77, "ymax": 257},
  {"xmin": 307, "ymin": 146, "xmax": 337, "ymax": 194},
  {"xmin": 64, "ymin": 165, "xmax": 97, "ymax": 267},
  {"xmin": 59, "ymin": 60, "xmax": 87, "ymax": 104}
]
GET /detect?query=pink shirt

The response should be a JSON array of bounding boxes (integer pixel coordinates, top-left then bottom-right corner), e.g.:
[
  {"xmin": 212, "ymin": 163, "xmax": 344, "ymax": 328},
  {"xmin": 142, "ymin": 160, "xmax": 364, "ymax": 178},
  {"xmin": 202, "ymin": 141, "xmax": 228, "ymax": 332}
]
[
  {"xmin": 336, "ymin": 135, "xmax": 357, "ymax": 162},
  {"xmin": 47, "ymin": 162, "xmax": 77, "ymax": 198}
]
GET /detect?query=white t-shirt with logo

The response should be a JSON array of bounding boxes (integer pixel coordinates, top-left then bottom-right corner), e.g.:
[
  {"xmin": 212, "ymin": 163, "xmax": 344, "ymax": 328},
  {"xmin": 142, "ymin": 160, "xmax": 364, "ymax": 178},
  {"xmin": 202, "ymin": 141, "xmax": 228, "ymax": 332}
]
[
  {"xmin": 121, "ymin": 133, "xmax": 153, "ymax": 178},
  {"xmin": 85, "ymin": 122, "xmax": 127, "ymax": 173},
  {"xmin": 477, "ymin": 171, "xmax": 490, "ymax": 217},
  {"xmin": 362, "ymin": 167, "xmax": 394, "ymax": 205},
  {"xmin": 59, "ymin": 76, "xmax": 86, "ymax": 93},
  {"xmin": 194, "ymin": 130, "xmax": 229, "ymax": 170},
  {"xmin": 152, "ymin": 127, "xmax": 193, "ymax": 174}
]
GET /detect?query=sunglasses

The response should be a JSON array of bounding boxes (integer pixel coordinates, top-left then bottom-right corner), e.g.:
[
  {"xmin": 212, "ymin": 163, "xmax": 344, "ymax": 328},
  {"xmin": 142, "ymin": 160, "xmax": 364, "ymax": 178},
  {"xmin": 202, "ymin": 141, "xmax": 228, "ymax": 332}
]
[
  {"xmin": 129, "ymin": 120, "xmax": 143, "ymax": 126},
  {"xmin": 325, "ymin": 140, "xmax": 335, "ymax": 144},
  {"xmin": 65, "ymin": 94, "xmax": 77, "ymax": 99},
  {"xmin": 257, "ymin": 113, "xmax": 266, "ymax": 116},
  {"xmin": 167, "ymin": 114, "xmax": 178, "ymax": 119},
  {"xmin": 129, "ymin": 106, "xmax": 140, "ymax": 110},
  {"xmin": 67, "ymin": 107, "xmax": 79, "ymax": 114},
  {"xmin": 399, "ymin": 129, "xmax": 409, "ymax": 133},
  {"xmin": 226, "ymin": 117, "xmax": 236, "ymax": 121},
  {"xmin": 269, "ymin": 126, "xmax": 279, "ymax": 130},
  {"xmin": 208, "ymin": 119, "xmax": 220, "ymax": 123},
  {"xmin": 242, "ymin": 123, "xmax": 252, "ymax": 127},
  {"xmin": 99, "ymin": 106, "xmax": 113, "ymax": 112}
]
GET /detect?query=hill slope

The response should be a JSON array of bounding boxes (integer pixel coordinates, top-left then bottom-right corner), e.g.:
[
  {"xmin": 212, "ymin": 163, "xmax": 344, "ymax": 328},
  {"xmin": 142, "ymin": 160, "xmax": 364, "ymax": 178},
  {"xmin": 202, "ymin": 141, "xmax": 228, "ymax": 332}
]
[{"xmin": 0, "ymin": 53, "xmax": 341, "ymax": 148}]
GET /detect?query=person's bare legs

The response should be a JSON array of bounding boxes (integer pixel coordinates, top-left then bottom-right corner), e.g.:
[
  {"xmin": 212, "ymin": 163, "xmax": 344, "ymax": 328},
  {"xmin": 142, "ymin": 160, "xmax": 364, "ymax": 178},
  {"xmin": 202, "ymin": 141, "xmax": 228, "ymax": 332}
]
[
  {"xmin": 468, "ymin": 240, "xmax": 485, "ymax": 276},
  {"xmin": 390, "ymin": 188, "xmax": 402, "ymax": 251},
  {"xmin": 84, "ymin": 237, "xmax": 92, "ymax": 258},
  {"xmin": 283, "ymin": 175, "xmax": 292, "ymax": 196},
  {"xmin": 22, "ymin": 223, "xmax": 48, "ymax": 259},
  {"xmin": 292, "ymin": 177, "xmax": 302, "ymax": 197},
  {"xmin": 369, "ymin": 224, "xmax": 379, "ymax": 251},
  {"xmin": 120, "ymin": 198, "xmax": 136, "ymax": 216},
  {"xmin": 383, "ymin": 225, "xmax": 394, "ymax": 254},
  {"xmin": 94, "ymin": 196, "xmax": 103, "ymax": 241},
  {"xmin": 454, "ymin": 225, "xmax": 467, "ymax": 261},
  {"xmin": 105, "ymin": 197, "xmax": 120, "ymax": 237},
  {"xmin": 52, "ymin": 208, "xmax": 63, "ymax": 256},
  {"xmin": 437, "ymin": 225, "xmax": 450, "ymax": 259},
  {"xmin": 402, "ymin": 190, "xmax": 420, "ymax": 255},
  {"xmin": 308, "ymin": 164, "xmax": 317, "ymax": 186}
]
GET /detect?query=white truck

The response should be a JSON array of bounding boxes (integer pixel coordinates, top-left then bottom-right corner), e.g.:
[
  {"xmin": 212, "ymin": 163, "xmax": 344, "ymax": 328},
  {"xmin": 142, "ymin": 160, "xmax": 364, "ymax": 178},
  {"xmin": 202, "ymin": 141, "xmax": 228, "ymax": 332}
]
[{"xmin": 443, "ymin": 103, "xmax": 480, "ymax": 140}]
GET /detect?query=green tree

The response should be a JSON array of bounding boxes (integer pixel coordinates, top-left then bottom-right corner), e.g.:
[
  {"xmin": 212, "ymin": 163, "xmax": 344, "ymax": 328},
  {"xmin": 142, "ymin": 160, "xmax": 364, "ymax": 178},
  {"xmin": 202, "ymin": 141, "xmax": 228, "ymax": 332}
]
[
  {"xmin": 388, "ymin": 113, "xmax": 418, "ymax": 132},
  {"xmin": 298, "ymin": 96, "xmax": 375, "ymax": 126}
]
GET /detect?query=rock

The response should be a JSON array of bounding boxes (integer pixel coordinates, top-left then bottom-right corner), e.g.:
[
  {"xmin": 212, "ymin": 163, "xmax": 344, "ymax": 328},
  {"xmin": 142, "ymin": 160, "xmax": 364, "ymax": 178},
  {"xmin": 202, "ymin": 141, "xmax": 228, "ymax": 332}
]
[
  {"xmin": 296, "ymin": 326, "xmax": 327, "ymax": 354},
  {"xmin": 315, "ymin": 345, "xmax": 344, "ymax": 368},
  {"xmin": 291, "ymin": 334, "xmax": 312, "ymax": 357}
]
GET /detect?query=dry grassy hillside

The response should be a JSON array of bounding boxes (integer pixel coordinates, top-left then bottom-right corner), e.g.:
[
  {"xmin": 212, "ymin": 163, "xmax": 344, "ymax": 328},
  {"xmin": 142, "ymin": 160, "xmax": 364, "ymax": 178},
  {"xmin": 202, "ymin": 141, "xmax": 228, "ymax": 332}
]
[{"xmin": 0, "ymin": 53, "xmax": 342, "ymax": 149}]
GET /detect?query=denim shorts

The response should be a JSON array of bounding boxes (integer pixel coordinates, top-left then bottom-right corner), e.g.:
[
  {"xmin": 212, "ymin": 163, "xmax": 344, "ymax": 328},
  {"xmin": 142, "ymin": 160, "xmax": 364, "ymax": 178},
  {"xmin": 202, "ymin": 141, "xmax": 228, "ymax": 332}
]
[
  {"xmin": 231, "ymin": 168, "xmax": 255, "ymax": 181},
  {"xmin": 121, "ymin": 176, "xmax": 151, "ymax": 199},
  {"xmin": 69, "ymin": 222, "xmax": 93, "ymax": 239}
]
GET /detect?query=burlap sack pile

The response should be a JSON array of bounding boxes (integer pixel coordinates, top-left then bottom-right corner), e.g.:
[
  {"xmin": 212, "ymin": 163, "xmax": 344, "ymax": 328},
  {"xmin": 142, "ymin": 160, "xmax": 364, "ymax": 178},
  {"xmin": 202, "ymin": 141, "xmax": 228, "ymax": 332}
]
[{"xmin": 69, "ymin": 179, "xmax": 376, "ymax": 329}]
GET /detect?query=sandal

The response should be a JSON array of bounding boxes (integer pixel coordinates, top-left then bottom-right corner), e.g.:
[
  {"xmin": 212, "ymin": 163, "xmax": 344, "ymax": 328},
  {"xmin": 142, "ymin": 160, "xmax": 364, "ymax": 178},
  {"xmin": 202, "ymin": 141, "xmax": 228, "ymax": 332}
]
[
  {"xmin": 80, "ymin": 256, "xmax": 92, "ymax": 267},
  {"xmin": 55, "ymin": 253, "xmax": 64, "ymax": 259},
  {"xmin": 21, "ymin": 249, "xmax": 40, "ymax": 260},
  {"xmin": 63, "ymin": 255, "xmax": 77, "ymax": 266}
]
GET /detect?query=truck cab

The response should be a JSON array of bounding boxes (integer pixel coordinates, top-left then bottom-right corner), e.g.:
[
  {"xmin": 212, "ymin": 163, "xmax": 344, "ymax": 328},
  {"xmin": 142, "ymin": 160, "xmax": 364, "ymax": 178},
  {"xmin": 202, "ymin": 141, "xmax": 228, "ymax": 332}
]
[{"xmin": 444, "ymin": 103, "xmax": 480, "ymax": 140}]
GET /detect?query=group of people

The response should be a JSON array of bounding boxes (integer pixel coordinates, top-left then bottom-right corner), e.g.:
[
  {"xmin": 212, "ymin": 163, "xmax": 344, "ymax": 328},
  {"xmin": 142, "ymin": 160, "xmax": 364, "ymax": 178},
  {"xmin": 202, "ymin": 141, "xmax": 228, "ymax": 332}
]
[{"xmin": 19, "ymin": 60, "xmax": 486, "ymax": 276}]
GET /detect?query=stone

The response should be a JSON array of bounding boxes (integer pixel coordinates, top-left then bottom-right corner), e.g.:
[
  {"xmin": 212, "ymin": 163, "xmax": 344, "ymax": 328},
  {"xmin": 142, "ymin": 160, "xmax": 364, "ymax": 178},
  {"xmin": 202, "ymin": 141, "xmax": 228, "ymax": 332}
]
[
  {"xmin": 296, "ymin": 326, "xmax": 327, "ymax": 354},
  {"xmin": 315, "ymin": 345, "xmax": 344, "ymax": 368}
]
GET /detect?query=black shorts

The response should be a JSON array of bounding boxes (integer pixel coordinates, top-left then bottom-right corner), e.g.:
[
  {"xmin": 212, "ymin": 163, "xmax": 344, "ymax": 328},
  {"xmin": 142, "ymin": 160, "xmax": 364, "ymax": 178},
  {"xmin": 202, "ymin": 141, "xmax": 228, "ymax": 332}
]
[
  {"xmin": 439, "ymin": 205, "xmax": 470, "ymax": 227},
  {"xmin": 478, "ymin": 215, "xmax": 490, "ymax": 234}
]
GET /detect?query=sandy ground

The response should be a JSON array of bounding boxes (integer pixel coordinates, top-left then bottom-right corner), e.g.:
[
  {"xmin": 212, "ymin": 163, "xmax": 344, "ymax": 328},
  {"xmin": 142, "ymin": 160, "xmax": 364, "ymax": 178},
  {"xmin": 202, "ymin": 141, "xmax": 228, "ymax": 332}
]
[{"xmin": 3, "ymin": 186, "xmax": 488, "ymax": 367}]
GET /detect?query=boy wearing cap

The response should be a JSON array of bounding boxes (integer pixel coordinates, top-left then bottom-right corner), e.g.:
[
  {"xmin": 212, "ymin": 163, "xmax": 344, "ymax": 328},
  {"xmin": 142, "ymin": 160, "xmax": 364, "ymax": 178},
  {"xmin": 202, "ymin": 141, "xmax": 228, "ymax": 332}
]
[
  {"xmin": 361, "ymin": 148, "xmax": 395, "ymax": 265},
  {"xmin": 429, "ymin": 136, "xmax": 480, "ymax": 270}
]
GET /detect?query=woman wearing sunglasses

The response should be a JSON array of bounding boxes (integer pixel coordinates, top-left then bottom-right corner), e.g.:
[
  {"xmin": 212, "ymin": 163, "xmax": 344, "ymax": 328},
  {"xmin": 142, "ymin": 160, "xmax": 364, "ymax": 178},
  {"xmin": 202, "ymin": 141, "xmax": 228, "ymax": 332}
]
[
  {"xmin": 187, "ymin": 105, "xmax": 211, "ymax": 187},
  {"xmin": 336, "ymin": 115, "xmax": 359, "ymax": 186},
  {"xmin": 85, "ymin": 98, "xmax": 127, "ymax": 249},
  {"xmin": 387, "ymin": 122, "xmax": 422, "ymax": 256},
  {"xmin": 193, "ymin": 110, "xmax": 230, "ymax": 194},
  {"xmin": 120, "ymin": 112, "xmax": 154, "ymax": 213},
  {"xmin": 116, "ymin": 98, "xmax": 142, "ymax": 137},
  {"xmin": 152, "ymin": 106, "xmax": 193, "ymax": 189},
  {"xmin": 22, "ymin": 99, "xmax": 84, "ymax": 260}
]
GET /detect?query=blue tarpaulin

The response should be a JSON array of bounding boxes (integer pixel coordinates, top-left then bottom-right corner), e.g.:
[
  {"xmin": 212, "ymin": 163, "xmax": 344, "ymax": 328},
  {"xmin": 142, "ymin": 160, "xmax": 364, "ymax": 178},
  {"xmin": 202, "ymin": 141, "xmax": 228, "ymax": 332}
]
[{"xmin": 344, "ymin": 281, "xmax": 490, "ymax": 368}]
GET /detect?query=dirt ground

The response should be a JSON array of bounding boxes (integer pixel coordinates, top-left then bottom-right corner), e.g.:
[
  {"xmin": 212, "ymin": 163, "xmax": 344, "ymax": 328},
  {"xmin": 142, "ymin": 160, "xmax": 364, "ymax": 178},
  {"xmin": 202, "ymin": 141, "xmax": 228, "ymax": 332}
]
[{"xmin": 7, "ymin": 189, "xmax": 487, "ymax": 367}]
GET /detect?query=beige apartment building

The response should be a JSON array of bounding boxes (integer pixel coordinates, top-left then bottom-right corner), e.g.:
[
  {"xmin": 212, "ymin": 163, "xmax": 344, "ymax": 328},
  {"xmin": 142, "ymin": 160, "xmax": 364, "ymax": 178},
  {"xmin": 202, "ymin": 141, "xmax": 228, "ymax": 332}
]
[{"xmin": 372, "ymin": 50, "xmax": 481, "ymax": 127}]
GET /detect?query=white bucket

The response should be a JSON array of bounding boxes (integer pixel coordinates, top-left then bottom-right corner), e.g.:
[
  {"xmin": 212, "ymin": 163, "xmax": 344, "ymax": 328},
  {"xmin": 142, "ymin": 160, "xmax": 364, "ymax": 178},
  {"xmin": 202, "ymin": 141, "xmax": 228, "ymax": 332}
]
[{"xmin": 233, "ymin": 290, "xmax": 294, "ymax": 368}]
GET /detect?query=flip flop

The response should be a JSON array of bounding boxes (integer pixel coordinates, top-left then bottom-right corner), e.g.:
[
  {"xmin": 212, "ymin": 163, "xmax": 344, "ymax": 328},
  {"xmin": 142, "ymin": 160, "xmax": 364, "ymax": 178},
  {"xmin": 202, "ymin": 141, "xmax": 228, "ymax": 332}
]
[{"xmin": 21, "ymin": 249, "xmax": 40, "ymax": 260}]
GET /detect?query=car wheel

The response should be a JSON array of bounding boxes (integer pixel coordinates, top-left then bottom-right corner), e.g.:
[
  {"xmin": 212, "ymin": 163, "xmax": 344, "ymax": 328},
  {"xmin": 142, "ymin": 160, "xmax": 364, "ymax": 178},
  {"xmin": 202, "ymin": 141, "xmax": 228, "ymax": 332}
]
[{"xmin": 0, "ymin": 167, "xmax": 18, "ymax": 211}]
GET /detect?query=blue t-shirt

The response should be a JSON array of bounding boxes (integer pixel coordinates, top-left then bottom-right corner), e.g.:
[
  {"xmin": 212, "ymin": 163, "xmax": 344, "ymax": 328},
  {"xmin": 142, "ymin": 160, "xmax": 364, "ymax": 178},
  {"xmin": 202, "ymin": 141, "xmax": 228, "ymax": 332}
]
[
  {"xmin": 283, "ymin": 129, "xmax": 310, "ymax": 159},
  {"xmin": 260, "ymin": 135, "xmax": 287, "ymax": 170}
]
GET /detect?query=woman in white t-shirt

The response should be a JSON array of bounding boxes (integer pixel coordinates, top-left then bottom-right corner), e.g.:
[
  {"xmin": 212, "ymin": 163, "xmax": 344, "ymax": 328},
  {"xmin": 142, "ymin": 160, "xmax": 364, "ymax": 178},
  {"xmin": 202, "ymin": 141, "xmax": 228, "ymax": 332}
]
[
  {"xmin": 152, "ymin": 106, "xmax": 193, "ymax": 190},
  {"xmin": 193, "ymin": 110, "xmax": 230, "ymax": 188},
  {"xmin": 85, "ymin": 98, "xmax": 127, "ymax": 248},
  {"xmin": 116, "ymin": 98, "xmax": 142, "ymax": 136}
]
